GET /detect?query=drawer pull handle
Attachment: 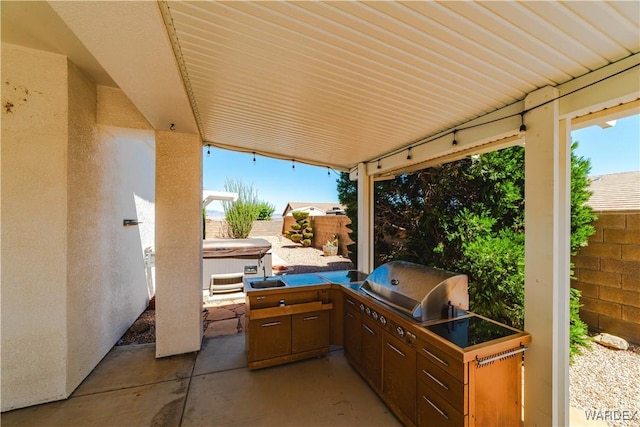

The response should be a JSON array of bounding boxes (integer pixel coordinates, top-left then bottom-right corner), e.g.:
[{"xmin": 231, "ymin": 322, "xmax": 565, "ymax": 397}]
[
  {"xmin": 386, "ymin": 342, "xmax": 406, "ymax": 358},
  {"xmin": 303, "ymin": 316, "xmax": 319, "ymax": 321},
  {"xmin": 346, "ymin": 312, "xmax": 355, "ymax": 319},
  {"xmin": 346, "ymin": 299, "xmax": 356, "ymax": 306},
  {"xmin": 261, "ymin": 321, "xmax": 281, "ymax": 327},
  {"xmin": 362, "ymin": 324, "xmax": 376, "ymax": 335},
  {"xmin": 423, "ymin": 348, "xmax": 449, "ymax": 367},
  {"xmin": 422, "ymin": 370, "xmax": 449, "ymax": 390},
  {"xmin": 423, "ymin": 396, "xmax": 449, "ymax": 420},
  {"xmin": 256, "ymin": 296, "xmax": 266, "ymax": 300}
]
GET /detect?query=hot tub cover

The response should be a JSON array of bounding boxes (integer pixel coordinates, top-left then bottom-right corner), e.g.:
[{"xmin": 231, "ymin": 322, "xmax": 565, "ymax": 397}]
[{"xmin": 202, "ymin": 238, "xmax": 272, "ymax": 258}]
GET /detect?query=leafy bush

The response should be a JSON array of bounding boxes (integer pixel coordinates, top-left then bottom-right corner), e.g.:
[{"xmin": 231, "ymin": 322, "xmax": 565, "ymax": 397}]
[
  {"xmin": 339, "ymin": 143, "xmax": 595, "ymax": 359},
  {"xmin": 256, "ymin": 202, "xmax": 276, "ymax": 221}
]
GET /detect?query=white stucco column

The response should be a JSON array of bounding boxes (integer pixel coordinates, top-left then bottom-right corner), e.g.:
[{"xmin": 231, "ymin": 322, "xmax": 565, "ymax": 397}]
[
  {"xmin": 155, "ymin": 130, "xmax": 203, "ymax": 357},
  {"xmin": 523, "ymin": 86, "xmax": 571, "ymax": 426},
  {"xmin": 357, "ymin": 162, "xmax": 374, "ymax": 273}
]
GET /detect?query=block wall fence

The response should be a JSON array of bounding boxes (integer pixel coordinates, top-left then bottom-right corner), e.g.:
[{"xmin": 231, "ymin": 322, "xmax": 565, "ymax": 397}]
[
  {"xmin": 571, "ymin": 210, "xmax": 640, "ymax": 344},
  {"xmin": 205, "ymin": 217, "xmax": 355, "ymax": 258}
]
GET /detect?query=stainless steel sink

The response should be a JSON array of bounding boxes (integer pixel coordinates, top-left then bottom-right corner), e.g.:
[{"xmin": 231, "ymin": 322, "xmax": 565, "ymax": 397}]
[{"xmin": 250, "ymin": 279, "xmax": 286, "ymax": 289}]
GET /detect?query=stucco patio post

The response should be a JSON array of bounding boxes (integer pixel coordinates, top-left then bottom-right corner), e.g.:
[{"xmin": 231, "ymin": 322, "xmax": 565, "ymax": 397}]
[
  {"xmin": 357, "ymin": 162, "xmax": 374, "ymax": 273},
  {"xmin": 523, "ymin": 86, "xmax": 571, "ymax": 426},
  {"xmin": 155, "ymin": 131, "xmax": 203, "ymax": 357}
]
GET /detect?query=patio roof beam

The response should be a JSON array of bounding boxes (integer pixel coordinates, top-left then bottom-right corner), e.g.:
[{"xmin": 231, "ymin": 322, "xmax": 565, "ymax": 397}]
[
  {"xmin": 558, "ymin": 53, "xmax": 640, "ymax": 120},
  {"xmin": 363, "ymin": 101, "xmax": 524, "ymax": 178}
]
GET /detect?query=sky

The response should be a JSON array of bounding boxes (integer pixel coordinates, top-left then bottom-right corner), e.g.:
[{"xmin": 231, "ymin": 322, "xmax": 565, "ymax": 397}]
[
  {"xmin": 203, "ymin": 149, "xmax": 342, "ymax": 215},
  {"xmin": 203, "ymin": 114, "xmax": 639, "ymax": 214},
  {"xmin": 571, "ymin": 114, "xmax": 639, "ymax": 176}
]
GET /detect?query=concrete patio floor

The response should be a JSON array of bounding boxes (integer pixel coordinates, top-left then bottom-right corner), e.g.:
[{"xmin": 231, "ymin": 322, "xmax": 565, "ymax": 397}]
[
  {"xmin": 2, "ymin": 293, "xmax": 610, "ymax": 427},
  {"xmin": 1, "ymin": 335, "xmax": 400, "ymax": 427}
]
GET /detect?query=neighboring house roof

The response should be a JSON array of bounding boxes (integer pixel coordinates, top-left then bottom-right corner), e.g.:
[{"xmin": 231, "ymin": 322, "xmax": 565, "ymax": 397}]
[
  {"xmin": 587, "ymin": 171, "xmax": 640, "ymax": 211},
  {"xmin": 282, "ymin": 202, "xmax": 346, "ymax": 216}
]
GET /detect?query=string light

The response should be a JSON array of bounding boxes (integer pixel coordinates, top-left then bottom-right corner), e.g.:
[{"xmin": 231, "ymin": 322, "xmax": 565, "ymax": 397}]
[
  {"xmin": 292, "ymin": 159, "xmax": 295, "ymax": 170},
  {"xmin": 207, "ymin": 145, "xmax": 211, "ymax": 157},
  {"xmin": 327, "ymin": 166, "xmax": 331, "ymax": 177},
  {"xmin": 377, "ymin": 159, "xmax": 381, "ymax": 169},
  {"xmin": 519, "ymin": 112, "xmax": 527, "ymax": 133},
  {"xmin": 406, "ymin": 147, "xmax": 412, "ymax": 160},
  {"xmin": 452, "ymin": 130, "xmax": 458, "ymax": 146},
  {"xmin": 253, "ymin": 152, "xmax": 256, "ymax": 164}
]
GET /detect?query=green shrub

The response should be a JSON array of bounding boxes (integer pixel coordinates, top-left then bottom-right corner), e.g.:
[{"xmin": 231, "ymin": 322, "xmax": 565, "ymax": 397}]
[
  {"xmin": 256, "ymin": 202, "xmax": 276, "ymax": 221},
  {"xmin": 341, "ymin": 144, "xmax": 595, "ymax": 359},
  {"xmin": 222, "ymin": 179, "xmax": 261, "ymax": 238}
]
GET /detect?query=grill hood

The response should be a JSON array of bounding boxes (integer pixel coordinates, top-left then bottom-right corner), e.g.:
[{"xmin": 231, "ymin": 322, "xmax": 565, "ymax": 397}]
[{"xmin": 360, "ymin": 260, "xmax": 468, "ymax": 322}]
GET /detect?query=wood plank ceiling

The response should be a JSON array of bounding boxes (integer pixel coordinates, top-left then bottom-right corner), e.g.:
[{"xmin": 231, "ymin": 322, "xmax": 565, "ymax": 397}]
[{"xmin": 161, "ymin": 1, "xmax": 639, "ymax": 171}]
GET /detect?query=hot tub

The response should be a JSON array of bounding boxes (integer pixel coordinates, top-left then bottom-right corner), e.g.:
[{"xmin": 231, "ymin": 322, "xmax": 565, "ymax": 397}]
[{"xmin": 202, "ymin": 238, "xmax": 272, "ymax": 292}]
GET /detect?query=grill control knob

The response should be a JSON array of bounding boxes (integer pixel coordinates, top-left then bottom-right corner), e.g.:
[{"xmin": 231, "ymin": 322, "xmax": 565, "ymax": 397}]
[
  {"xmin": 406, "ymin": 332, "xmax": 416, "ymax": 344},
  {"xmin": 372, "ymin": 311, "xmax": 378, "ymax": 321},
  {"xmin": 365, "ymin": 307, "xmax": 371, "ymax": 316},
  {"xmin": 379, "ymin": 316, "xmax": 387, "ymax": 326},
  {"xmin": 360, "ymin": 304, "xmax": 365, "ymax": 312},
  {"xmin": 396, "ymin": 326, "xmax": 405, "ymax": 338}
]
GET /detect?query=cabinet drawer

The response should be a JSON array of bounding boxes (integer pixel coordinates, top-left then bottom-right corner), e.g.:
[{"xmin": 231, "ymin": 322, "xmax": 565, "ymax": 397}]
[
  {"xmin": 418, "ymin": 381, "xmax": 465, "ymax": 427},
  {"xmin": 249, "ymin": 290, "xmax": 318, "ymax": 309},
  {"xmin": 292, "ymin": 311, "xmax": 330, "ymax": 353},
  {"xmin": 416, "ymin": 337, "xmax": 465, "ymax": 381},
  {"xmin": 417, "ymin": 355, "xmax": 466, "ymax": 414}
]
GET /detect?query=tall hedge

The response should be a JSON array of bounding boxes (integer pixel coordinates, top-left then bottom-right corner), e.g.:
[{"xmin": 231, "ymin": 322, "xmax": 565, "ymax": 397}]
[{"xmin": 338, "ymin": 143, "xmax": 594, "ymax": 359}]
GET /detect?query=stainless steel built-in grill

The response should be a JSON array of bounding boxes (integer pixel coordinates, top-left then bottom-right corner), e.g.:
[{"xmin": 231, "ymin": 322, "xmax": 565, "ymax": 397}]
[{"xmin": 360, "ymin": 260, "xmax": 468, "ymax": 322}]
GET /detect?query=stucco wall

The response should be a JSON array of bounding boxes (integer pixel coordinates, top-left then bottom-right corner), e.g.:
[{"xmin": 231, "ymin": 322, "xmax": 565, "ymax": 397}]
[
  {"xmin": 1, "ymin": 44, "xmax": 156, "ymax": 411},
  {"xmin": 65, "ymin": 67, "xmax": 156, "ymax": 392},
  {"xmin": 571, "ymin": 210, "xmax": 640, "ymax": 344},
  {"xmin": 1, "ymin": 43, "xmax": 70, "ymax": 410}
]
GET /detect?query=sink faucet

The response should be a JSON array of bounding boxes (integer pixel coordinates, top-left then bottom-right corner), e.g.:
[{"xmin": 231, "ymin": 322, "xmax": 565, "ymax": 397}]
[{"xmin": 263, "ymin": 265, "xmax": 267, "ymax": 280}]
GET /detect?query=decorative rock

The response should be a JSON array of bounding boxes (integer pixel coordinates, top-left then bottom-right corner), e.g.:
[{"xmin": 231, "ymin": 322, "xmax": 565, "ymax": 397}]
[
  {"xmin": 593, "ymin": 333, "xmax": 629, "ymax": 351},
  {"xmin": 130, "ymin": 319, "xmax": 151, "ymax": 334}
]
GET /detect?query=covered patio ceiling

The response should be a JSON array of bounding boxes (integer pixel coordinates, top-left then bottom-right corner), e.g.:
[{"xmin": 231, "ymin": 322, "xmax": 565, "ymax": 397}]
[{"xmin": 5, "ymin": 1, "xmax": 639, "ymax": 171}]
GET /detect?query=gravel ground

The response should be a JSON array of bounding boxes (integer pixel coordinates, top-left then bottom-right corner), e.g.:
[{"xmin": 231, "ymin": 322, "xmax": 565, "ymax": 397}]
[
  {"xmin": 262, "ymin": 235, "xmax": 354, "ymax": 274},
  {"xmin": 570, "ymin": 341, "xmax": 640, "ymax": 427}
]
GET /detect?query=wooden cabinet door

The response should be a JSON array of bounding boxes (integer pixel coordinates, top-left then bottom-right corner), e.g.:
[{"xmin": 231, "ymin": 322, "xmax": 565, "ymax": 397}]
[
  {"xmin": 292, "ymin": 310, "xmax": 330, "ymax": 353},
  {"xmin": 343, "ymin": 299, "xmax": 362, "ymax": 366},
  {"xmin": 383, "ymin": 332, "xmax": 417, "ymax": 424},
  {"xmin": 247, "ymin": 315, "xmax": 291, "ymax": 362},
  {"xmin": 361, "ymin": 316, "xmax": 382, "ymax": 392}
]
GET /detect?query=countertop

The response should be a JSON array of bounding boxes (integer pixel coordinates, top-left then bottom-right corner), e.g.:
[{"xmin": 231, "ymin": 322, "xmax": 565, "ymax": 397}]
[{"xmin": 244, "ymin": 270, "xmax": 367, "ymax": 292}]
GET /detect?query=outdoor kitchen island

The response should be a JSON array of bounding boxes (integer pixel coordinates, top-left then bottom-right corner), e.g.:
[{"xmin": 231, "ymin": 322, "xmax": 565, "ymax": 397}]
[{"xmin": 244, "ymin": 267, "xmax": 531, "ymax": 427}]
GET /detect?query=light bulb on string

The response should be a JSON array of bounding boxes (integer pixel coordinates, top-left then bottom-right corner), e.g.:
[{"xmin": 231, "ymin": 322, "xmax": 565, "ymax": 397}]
[
  {"xmin": 519, "ymin": 112, "xmax": 527, "ymax": 137},
  {"xmin": 327, "ymin": 167, "xmax": 331, "ymax": 177},
  {"xmin": 407, "ymin": 147, "xmax": 412, "ymax": 160},
  {"xmin": 207, "ymin": 145, "xmax": 211, "ymax": 157},
  {"xmin": 452, "ymin": 130, "xmax": 458, "ymax": 146},
  {"xmin": 292, "ymin": 159, "xmax": 295, "ymax": 171},
  {"xmin": 377, "ymin": 159, "xmax": 381, "ymax": 169},
  {"xmin": 253, "ymin": 152, "xmax": 256, "ymax": 164}
]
